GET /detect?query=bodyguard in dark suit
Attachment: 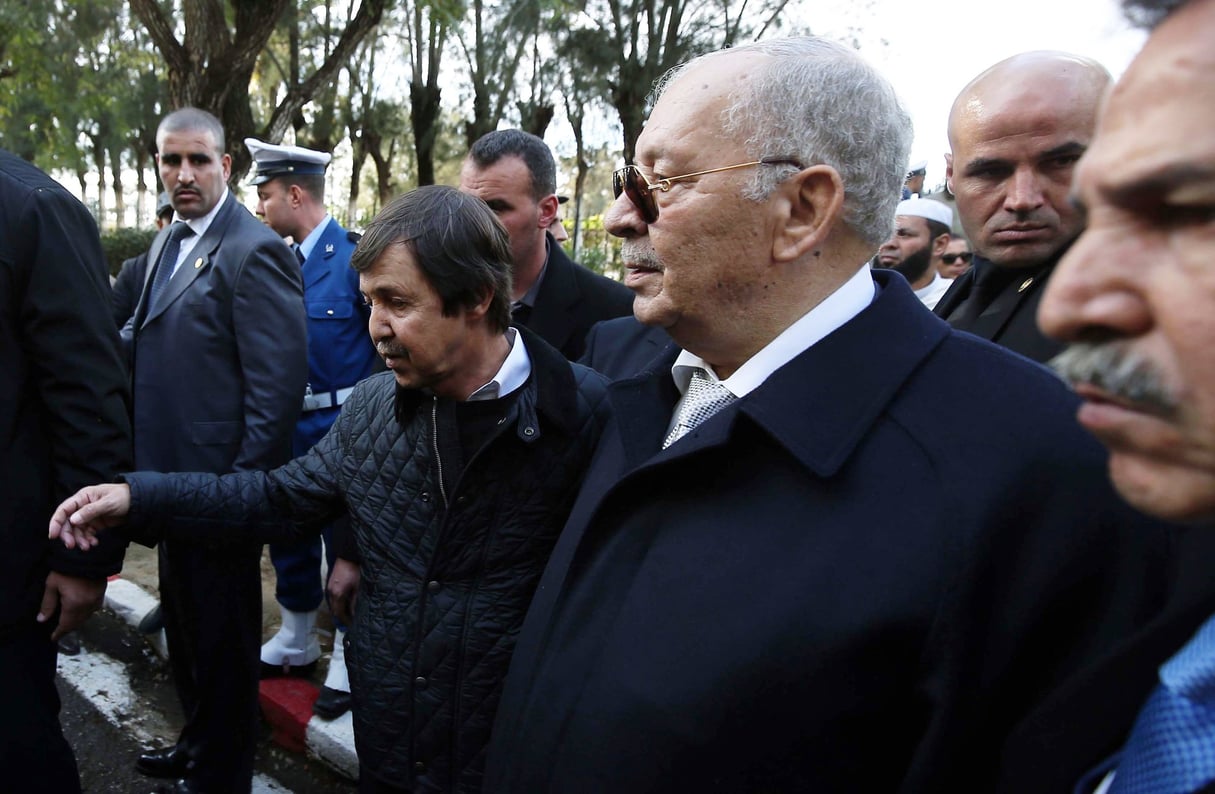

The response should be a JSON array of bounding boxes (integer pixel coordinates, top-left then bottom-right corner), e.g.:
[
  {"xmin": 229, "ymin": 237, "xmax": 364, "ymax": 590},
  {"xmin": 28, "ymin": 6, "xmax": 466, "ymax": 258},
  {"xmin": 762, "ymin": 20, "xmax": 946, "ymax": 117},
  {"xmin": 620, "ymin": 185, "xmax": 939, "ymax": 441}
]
[
  {"xmin": 459, "ymin": 129, "xmax": 634, "ymax": 360},
  {"xmin": 485, "ymin": 37, "xmax": 1178, "ymax": 793},
  {"xmin": 245, "ymin": 137, "xmax": 378, "ymax": 719},
  {"xmin": 934, "ymin": 51, "xmax": 1111, "ymax": 364},
  {"xmin": 1002, "ymin": 1, "xmax": 1215, "ymax": 790},
  {"xmin": 129, "ymin": 108, "xmax": 307, "ymax": 793},
  {"xmin": 579, "ymin": 315, "xmax": 673, "ymax": 380},
  {"xmin": 0, "ymin": 148, "xmax": 132, "ymax": 793}
]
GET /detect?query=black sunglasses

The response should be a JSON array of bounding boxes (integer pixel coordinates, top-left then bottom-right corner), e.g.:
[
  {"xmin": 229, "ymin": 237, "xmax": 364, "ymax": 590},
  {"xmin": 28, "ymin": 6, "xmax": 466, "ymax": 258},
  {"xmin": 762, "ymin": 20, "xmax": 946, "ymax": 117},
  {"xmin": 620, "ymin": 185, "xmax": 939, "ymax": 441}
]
[
  {"xmin": 612, "ymin": 158, "xmax": 803, "ymax": 223},
  {"xmin": 942, "ymin": 252, "xmax": 973, "ymax": 264}
]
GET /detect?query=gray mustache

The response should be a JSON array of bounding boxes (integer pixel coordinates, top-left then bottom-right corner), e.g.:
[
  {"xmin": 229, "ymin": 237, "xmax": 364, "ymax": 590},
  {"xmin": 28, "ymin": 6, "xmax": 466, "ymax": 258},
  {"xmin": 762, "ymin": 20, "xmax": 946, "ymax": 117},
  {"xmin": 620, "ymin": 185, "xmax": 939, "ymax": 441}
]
[
  {"xmin": 377, "ymin": 342, "xmax": 408, "ymax": 358},
  {"xmin": 1049, "ymin": 342, "xmax": 1178, "ymax": 415},
  {"xmin": 621, "ymin": 244, "xmax": 662, "ymax": 270}
]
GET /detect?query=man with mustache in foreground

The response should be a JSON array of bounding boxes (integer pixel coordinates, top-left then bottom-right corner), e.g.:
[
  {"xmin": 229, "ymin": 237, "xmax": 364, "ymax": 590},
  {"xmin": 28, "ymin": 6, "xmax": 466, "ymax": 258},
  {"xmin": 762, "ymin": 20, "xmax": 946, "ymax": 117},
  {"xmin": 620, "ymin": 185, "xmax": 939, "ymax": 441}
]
[
  {"xmin": 996, "ymin": 0, "xmax": 1215, "ymax": 790},
  {"xmin": 934, "ymin": 51, "xmax": 1110, "ymax": 363}
]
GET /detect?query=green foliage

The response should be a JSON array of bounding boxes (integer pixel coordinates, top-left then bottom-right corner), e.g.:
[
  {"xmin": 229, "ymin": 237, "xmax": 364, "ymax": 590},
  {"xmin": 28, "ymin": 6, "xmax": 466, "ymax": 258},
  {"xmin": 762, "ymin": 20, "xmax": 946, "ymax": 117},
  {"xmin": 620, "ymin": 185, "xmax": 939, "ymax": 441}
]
[
  {"xmin": 2, "ymin": 0, "xmax": 810, "ymax": 230},
  {"xmin": 101, "ymin": 227, "xmax": 157, "ymax": 277},
  {"xmin": 573, "ymin": 216, "xmax": 623, "ymax": 278}
]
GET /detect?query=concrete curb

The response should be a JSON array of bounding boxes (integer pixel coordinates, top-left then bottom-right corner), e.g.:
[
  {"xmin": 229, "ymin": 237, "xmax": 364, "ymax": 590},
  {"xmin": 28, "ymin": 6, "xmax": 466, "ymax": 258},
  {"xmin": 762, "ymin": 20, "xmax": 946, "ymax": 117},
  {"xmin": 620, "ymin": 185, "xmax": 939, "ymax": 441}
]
[{"xmin": 104, "ymin": 576, "xmax": 359, "ymax": 782}]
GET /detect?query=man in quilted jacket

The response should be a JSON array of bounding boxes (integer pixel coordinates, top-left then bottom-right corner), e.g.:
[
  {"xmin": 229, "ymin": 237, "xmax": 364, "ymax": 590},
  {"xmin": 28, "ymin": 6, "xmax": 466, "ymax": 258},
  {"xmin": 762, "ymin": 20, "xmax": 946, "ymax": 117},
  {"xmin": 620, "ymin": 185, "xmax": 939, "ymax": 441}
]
[{"xmin": 49, "ymin": 185, "xmax": 612, "ymax": 794}]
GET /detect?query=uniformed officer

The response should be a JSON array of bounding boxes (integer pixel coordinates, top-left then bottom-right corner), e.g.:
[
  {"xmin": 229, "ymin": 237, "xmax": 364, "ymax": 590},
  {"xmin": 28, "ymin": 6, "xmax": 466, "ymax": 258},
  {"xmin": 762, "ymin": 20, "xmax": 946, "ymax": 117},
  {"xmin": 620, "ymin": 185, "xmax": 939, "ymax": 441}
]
[{"xmin": 245, "ymin": 137, "xmax": 378, "ymax": 719}]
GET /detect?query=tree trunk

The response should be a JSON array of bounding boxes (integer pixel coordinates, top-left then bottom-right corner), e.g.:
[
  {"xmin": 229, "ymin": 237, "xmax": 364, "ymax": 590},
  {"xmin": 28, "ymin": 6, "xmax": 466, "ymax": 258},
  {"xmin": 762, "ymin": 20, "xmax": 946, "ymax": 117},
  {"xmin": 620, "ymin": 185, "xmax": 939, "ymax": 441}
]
[
  {"xmin": 369, "ymin": 143, "xmax": 394, "ymax": 207},
  {"xmin": 410, "ymin": 81, "xmax": 441, "ymax": 187},
  {"xmin": 109, "ymin": 151, "xmax": 125, "ymax": 230},
  {"xmin": 91, "ymin": 139, "xmax": 107, "ymax": 229}
]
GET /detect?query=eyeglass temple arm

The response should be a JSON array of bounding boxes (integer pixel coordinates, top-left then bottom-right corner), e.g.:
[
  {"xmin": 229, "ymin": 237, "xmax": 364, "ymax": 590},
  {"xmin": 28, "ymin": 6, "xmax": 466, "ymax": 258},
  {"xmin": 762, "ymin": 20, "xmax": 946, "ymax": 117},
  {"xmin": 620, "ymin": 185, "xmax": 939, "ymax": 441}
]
[{"xmin": 644, "ymin": 158, "xmax": 804, "ymax": 192}]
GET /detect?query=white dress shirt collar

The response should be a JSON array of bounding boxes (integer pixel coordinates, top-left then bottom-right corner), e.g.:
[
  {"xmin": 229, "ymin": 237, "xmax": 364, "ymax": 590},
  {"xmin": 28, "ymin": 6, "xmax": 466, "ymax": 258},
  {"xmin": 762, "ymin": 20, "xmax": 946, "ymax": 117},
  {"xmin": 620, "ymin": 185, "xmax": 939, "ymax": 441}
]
[
  {"xmin": 671, "ymin": 264, "xmax": 875, "ymax": 398},
  {"xmin": 173, "ymin": 186, "xmax": 228, "ymax": 240},
  {"xmin": 467, "ymin": 327, "xmax": 532, "ymax": 402},
  {"xmin": 166, "ymin": 187, "xmax": 228, "ymax": 276}
]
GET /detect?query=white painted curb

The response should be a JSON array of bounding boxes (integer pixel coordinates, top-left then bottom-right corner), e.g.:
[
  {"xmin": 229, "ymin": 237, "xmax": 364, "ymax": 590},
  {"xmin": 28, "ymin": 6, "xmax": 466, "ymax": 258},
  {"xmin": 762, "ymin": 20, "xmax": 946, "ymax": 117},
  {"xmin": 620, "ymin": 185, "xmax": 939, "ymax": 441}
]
[{"xmin": 101, "ymin": 577, "xmax": 358, "ymax": 782}]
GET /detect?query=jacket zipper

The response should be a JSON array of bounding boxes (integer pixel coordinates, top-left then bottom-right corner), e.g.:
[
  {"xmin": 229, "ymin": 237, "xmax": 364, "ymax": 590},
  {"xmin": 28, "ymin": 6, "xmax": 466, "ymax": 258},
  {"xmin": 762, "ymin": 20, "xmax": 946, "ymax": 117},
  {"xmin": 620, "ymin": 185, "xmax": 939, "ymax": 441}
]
[{"xmin": 430, "ymin": 396, "xmax": 449, "ymax": 509}]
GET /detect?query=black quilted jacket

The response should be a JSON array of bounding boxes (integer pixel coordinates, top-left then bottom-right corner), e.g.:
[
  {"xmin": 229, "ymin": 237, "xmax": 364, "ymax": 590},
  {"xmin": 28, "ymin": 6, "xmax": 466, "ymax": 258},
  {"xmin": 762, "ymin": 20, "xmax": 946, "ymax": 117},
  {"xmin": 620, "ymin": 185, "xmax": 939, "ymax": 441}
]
[{"xmin": 124, "ymin": 329, "xmax": 611, "ymax": 792}]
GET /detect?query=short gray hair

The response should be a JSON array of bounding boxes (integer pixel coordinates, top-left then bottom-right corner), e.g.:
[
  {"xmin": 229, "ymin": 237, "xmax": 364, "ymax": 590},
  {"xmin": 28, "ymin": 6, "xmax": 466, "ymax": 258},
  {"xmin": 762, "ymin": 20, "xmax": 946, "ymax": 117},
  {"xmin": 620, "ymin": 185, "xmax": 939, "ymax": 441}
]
[
  {"xmin": 654, "ymin": 37, "xmax": 913, "ymax": 249},
  {"xmin": 157, "ymin": 107, "xmax": 226, "ymax": 153}
]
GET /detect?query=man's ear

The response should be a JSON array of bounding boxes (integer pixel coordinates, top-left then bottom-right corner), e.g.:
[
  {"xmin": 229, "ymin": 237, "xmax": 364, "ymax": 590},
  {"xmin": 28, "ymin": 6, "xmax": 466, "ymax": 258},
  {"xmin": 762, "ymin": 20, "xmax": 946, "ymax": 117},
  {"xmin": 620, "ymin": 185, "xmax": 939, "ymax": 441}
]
[
  {"xmin": 932, "ymin": 232, "xmax": 951, "ymax": 259},
  {"xmin": 773, "ymin": 165, "xmax": 846, "ymax": 263},
  {"xmin": 466, "ymin": 287, "xmax": 494, "ymax": 322},
  {"xmin": 944, "ymin": 152, "xmax": 955, "ymax": 195},
  {"xmin": 537, "ymin": 194, "xmax": 559, "ymax": 229}
]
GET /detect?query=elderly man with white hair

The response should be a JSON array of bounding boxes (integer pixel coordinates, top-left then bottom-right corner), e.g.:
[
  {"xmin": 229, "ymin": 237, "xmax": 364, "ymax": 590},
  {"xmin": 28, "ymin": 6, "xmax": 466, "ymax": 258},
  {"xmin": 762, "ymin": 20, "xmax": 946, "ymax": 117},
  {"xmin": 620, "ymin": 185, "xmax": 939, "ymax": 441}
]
[{"xmin": 483, "ymin": 35, "xmax": 1178, "ymax": 794}]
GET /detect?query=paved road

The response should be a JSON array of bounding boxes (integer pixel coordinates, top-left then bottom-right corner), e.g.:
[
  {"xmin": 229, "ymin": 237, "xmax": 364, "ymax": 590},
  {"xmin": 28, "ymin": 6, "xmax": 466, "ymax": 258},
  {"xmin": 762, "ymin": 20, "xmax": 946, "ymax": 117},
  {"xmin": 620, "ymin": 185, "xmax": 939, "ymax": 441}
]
[{"xmin": 58, "ymin": 608, "xmax": 358, "ymax": 793}]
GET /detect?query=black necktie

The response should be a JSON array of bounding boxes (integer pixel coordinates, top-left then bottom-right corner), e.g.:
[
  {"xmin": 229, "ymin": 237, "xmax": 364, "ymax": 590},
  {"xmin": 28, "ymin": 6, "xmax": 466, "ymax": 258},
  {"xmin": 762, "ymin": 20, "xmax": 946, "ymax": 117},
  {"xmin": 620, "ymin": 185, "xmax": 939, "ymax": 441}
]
[
  {"xmin": 294, "ymin": 244, "xmax": 305, "ymax": 265},
  {"xmin": 147, "ymin": 222, "xmax": 194, "ymax": 312}
]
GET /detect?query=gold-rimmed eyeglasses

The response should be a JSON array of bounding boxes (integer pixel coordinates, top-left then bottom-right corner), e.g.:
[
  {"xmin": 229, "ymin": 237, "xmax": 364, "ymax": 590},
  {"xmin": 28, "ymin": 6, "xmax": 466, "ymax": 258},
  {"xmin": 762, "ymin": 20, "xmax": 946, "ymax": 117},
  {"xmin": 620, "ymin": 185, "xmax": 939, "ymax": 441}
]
[{"xmin": 612, "ymin": 158, "xmax": 804, "ymax": 223}]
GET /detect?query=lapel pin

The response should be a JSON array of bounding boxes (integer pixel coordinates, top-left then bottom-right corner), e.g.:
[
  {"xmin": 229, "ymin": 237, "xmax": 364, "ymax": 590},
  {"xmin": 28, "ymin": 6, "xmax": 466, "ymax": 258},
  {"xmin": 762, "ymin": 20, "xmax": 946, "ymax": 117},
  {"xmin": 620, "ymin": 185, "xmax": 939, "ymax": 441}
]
[
  {"xmin": 325, "ymin": 243, "xmax": 334, "ymax": 254},
  {"xmin": 1018, "ymin": 277, "xmax": 1033, "ymax": 293},
  {"xmin": 194, "ymin": 257, "xmax": 204, "ymax": 269}
]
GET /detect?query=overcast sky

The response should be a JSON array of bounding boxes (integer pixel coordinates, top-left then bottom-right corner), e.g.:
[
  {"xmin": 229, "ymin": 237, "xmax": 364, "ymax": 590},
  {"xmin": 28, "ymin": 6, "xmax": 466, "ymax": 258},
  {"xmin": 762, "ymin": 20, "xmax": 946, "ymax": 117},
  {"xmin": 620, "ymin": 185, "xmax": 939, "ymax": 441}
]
[{"xmin": 807, "ymin": 0, "xmax": 1147, "ymax": 191}]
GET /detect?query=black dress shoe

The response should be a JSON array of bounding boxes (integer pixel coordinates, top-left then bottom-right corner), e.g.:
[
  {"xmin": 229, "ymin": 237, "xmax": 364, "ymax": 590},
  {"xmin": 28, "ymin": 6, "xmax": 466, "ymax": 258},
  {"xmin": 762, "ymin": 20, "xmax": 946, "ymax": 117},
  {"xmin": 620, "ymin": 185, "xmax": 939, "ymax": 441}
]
[
  {"xmin": 313, "ymin": 685, "xmax": 352, "ymax": 719},
  {"xmin": 138, "ymin": 604, "xmax": 164, "ymax": 634},
  {"xmin": 135, "ymin": 746, "xmax": 193, "ymax": 779},
  {"xmin": 259, "ymin": 659, "xmax": 318, "ymax": 679}
]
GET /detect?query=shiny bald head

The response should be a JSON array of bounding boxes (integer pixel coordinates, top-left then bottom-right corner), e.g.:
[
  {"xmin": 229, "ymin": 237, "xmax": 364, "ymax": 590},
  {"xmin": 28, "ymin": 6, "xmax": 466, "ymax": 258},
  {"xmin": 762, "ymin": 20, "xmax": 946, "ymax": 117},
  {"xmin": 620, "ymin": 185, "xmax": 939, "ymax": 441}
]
[{"xmin": 945, "ymin": 52, "xmax": 1110, "ymax": 269}]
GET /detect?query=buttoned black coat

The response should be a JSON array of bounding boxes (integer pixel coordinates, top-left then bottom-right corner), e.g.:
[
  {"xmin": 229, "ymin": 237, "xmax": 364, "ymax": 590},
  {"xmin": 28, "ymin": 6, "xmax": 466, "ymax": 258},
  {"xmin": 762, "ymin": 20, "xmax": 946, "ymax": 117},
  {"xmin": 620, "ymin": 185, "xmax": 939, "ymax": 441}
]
[{"xmin": 486, "ymin": 271, "xmax": 1179, "ymax": 793}]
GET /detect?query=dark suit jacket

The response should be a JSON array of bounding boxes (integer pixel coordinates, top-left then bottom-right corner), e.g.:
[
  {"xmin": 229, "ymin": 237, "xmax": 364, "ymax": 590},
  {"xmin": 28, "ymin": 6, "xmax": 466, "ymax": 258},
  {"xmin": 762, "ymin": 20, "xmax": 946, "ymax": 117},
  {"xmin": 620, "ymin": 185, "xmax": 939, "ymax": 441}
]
[
  {"xmin": 0, "ymin": 149, "xmax": 132, "ymax": 635},
  {"xmin": 579, "ymin": 315, "xmax": 674, "ymax": 380},
  {"xmin": 127, "ymin": 190, "xmax": 307, "ymax": 789},
  {"xmin": 933, "ymin": 254, "xmax": 1063, "ymax": 363},
  {"xmin": 520, "ymin": 238, "xmax": 635, "ymax": 361},
  {"xmin": 112, "ymin": 251, "xmax": 148, "ymax": 328},
  {"xmin": 129, "ymin": 191, "xmax": 307, "ymax": 474},
  {"xmin": 994, "ymin": 528, "xmax": 1215, "ymax": 793},
  {"xmin": 486, "ymin": 270, "xmax": 1177, "ymax": 793}
]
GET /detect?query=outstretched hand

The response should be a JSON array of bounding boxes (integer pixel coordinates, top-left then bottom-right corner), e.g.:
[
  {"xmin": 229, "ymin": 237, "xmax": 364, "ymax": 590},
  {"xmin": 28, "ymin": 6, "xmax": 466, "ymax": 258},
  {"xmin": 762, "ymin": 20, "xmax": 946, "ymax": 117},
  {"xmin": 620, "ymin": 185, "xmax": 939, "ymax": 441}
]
[{"xmin": 48, "ymin": 483, "xmax": 132, "ymax": 550}]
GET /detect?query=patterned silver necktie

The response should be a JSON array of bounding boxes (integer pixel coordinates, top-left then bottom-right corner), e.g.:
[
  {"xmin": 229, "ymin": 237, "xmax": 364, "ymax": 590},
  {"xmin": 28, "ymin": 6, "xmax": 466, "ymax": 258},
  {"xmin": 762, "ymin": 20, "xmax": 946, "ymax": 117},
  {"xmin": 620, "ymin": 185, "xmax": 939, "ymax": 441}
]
[{"xmin": 663, "ymin": 367, "xmax": 737, "ymax": 449}]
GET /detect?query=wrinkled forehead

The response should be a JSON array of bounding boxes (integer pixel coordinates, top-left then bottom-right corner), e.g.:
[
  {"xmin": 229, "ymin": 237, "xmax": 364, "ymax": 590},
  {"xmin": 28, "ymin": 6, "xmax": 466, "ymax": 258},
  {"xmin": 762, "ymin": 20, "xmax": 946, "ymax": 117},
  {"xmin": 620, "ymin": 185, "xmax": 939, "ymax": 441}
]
[
  {"xmin": 1078, "ymin": 12, "xmax": 1215, "ymax": 202},
  {"xmin": 638, "ymin": 53, "xmax": 760, "ymax": 163}
]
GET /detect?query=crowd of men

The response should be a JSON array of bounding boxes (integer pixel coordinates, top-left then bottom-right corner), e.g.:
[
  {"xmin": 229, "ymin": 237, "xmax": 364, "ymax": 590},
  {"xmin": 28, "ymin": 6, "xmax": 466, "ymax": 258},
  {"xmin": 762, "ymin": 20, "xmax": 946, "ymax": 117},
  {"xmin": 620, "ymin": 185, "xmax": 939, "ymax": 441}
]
[{"xmin": 5, "ymin": 0, "xmax": 1215, "ymax": 790}]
